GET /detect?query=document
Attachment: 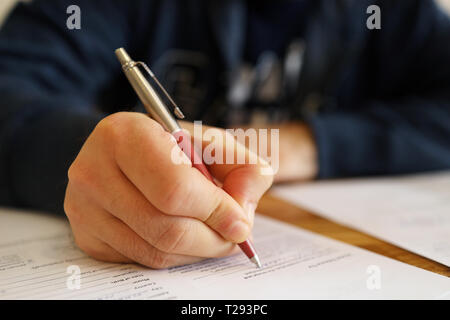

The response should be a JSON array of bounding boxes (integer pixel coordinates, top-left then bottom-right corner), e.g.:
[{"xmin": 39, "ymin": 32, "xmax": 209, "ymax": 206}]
[
  {"xmin": 0, "ymin": 207, "xmax": 449, "ymax": 299},
  {"xmin": 273, "ymin": 171, "xmax": 450, "ymax": 266}
]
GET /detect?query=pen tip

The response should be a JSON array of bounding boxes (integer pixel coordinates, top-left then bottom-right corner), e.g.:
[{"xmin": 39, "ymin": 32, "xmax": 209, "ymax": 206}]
[{"xmin": 250, "ymin": 255, "xmax": 262, "ymax": 269}]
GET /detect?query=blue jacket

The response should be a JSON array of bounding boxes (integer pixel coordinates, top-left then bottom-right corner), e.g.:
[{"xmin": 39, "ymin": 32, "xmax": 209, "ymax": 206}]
[{"xmin": 0, "ymin": 0, "xmax": 449, "ymax": 214}]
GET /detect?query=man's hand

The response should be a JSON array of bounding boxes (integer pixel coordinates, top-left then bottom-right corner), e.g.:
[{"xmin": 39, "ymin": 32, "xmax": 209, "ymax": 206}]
[{"xmin": 64, "ymin": 112, "xmax": 273, "ymax": 269}]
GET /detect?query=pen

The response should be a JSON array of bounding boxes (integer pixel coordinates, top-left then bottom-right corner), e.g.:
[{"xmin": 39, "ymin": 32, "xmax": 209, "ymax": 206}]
[{"xmin": 115, "ymin": 48, "xmax": 262, "ymax": 268}]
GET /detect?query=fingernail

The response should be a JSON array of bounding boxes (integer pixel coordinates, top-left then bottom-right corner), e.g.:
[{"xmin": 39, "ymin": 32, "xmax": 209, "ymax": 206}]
[
  {"xmin": 243, "ymin": 201, "xmax": 257, "ymax": 221},
  {"xmin": 227, "ymin": 220, "xmax": 250, "ymax": 242}
]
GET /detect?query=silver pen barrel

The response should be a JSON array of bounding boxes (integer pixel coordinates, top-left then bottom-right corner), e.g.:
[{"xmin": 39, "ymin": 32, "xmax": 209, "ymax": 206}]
[{"xmin": 115, "ymin": 48, "xmax": 181, "ymax": 133}]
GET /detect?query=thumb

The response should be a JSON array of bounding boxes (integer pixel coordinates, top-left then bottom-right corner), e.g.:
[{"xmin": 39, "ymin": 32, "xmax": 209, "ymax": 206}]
[
  {"xmin": 179, "ymin": 121, "xmax": 274, "ymax": 223},
  {"xmin": 221, "ymin": 164, "xmax": 273, "ymax": 227}
]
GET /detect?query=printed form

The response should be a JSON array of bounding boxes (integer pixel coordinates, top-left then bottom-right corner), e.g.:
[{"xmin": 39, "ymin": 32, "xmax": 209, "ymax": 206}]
[
  {"xmin": 273, "ymin": 171, "xmax": 450, "ymax": 267},
  {"xmin": 0, "ymin": 208, "xmax": 449, "ymax": 300}
]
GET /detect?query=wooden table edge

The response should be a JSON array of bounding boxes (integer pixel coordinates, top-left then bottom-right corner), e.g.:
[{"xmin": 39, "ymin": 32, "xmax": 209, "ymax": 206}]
[{"xmin": 257, "ymin": 193, "xmax": 449, "ymax": 277}]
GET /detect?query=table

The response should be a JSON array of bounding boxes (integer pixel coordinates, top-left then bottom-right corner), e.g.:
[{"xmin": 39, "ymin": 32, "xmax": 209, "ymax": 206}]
[{"xmin": 257, "ymin": 193, "xmax": 450, "ymax": 277}]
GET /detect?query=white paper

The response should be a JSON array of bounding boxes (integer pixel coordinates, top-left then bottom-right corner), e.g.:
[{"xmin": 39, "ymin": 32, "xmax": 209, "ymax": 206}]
[
  {"xmin": 273, "ymin": 171, "xmax": 450, "ymax": 267},
  {"xmin": 0, "ymin": 208, "xmax": 449, "ymax": 300}
]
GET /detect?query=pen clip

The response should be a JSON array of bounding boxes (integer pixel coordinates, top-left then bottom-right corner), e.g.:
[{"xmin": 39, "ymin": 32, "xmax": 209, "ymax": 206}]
[{"xmin": 127, "ymin": 61, "xmax": 185, "ymax": 120}]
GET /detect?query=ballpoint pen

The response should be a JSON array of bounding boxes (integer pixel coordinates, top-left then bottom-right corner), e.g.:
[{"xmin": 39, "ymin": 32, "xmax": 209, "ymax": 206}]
[{"xmin": 115, "ymin": 48, "xmax": 262, "ymax": 268}]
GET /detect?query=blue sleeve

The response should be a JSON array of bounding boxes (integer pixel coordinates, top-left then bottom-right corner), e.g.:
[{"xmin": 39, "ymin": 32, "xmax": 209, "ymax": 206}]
[
  {"xmin": 0, "ymin": 0, "xmax": 146, "ymax": 213},
  {"xmin": 308, "ymin": 0, "xmax": 450, "ymax": 178}
]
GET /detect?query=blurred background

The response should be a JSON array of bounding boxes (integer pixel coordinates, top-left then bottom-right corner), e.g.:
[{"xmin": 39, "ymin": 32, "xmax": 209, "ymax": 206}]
[{"xmin": 1, "ymin": 0, "xmax": 450, "ymax": 26}]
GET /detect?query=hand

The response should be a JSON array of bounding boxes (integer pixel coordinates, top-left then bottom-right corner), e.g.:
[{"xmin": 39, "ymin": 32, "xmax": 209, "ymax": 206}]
[{"xmin": 64, "ymin": 112, "xmax": 273, "ymax": 268}]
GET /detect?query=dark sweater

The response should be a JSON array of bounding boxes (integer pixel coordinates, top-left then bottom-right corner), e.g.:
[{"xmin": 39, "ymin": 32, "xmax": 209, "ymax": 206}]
[{"xmin": 0, "ymin": 0, "xmax": 449, "ymax": 214}]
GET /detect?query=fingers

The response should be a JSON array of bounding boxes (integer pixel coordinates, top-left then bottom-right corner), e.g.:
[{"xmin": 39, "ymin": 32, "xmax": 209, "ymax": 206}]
[
  {"xmin": 69, "ymin": 224, "xmax": 132, "ymax": 264},
  {"xmin": 67, "ymin": 159, "xmax": 236, "ymax": 257},
  {"xmin": 65, "ymin": 186, "xmax": 207, "ymax": 269},
  {"xmin": 97, "ymin": 113, "xmax": 251, "ymax": 243},
  {"xmin": 91, "ymin": 211, "xmax": 205, "ymax": 269}
]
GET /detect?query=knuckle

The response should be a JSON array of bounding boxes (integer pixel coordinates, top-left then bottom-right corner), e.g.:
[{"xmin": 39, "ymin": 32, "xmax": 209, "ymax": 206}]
[
  {"xmin": 63, "ymin": 196, "xmax": 75, "ymax": 219},
  {"xmin": 95, "ymin": 112, "xmax": 130, "ymax": 140},
  {"xmin": 99, "ymin": 112, "xmax": 173, "ymax": 157},
  {"xmin": 67, "ymin": 160, "xmax": 94, "ymax": 191},
  {"xmin": 67, "ymin": 161, "xmax": 81, "ymax": 186},
  {"xmin": 154, "ymin": 220, "xmax": 191, "ymax": 253},
  {"xmin": 147, "ymin": 249, "xmax": 172, "ymax": 269},
  {"xmin": 96, "ymin": 112, "xmax": 150, "ymax": 148},
  {"xmin": 63, "ymin": 197, "xmax": 84, "ymax": 226}
]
